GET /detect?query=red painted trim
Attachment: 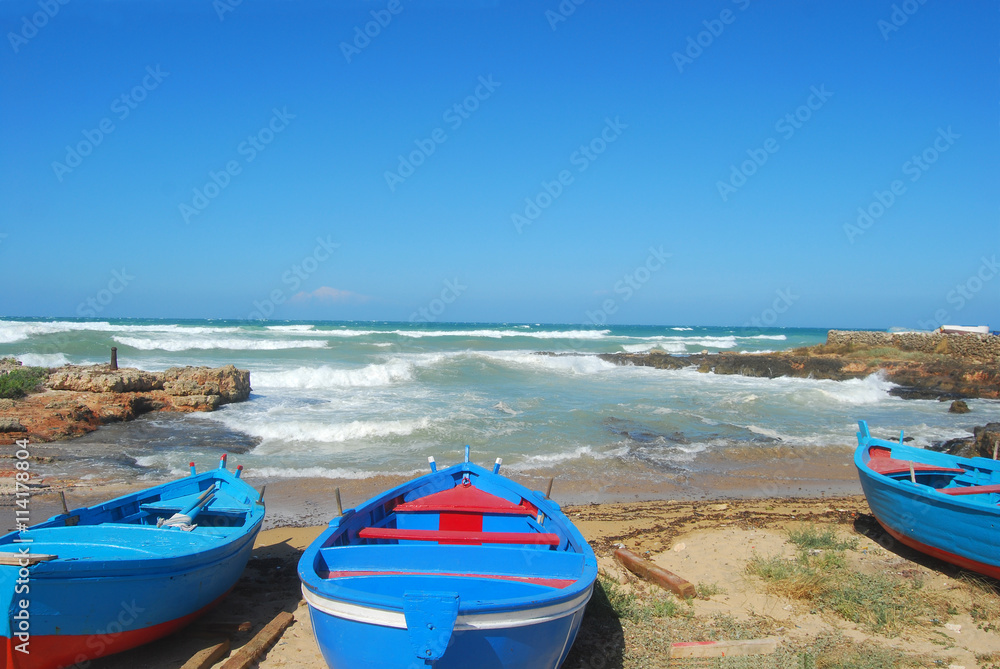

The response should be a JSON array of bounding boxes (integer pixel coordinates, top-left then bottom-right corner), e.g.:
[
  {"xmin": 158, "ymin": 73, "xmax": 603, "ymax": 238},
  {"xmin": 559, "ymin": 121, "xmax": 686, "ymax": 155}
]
[
  {"xmin": 936, "ymin": 484, "xmax": 1000, "ymax": 496},
  {"xmin": 359, "ymin": 527, "xmax": 561, "ymax": 545},
  {"xmin": 396, "ymin": 485, "xmax": 534, "ymax": 515},
  {"xmin": 1, "ymin": 592, "xmax": 229, "ymax": 669},
  {"xmin": 877, "ymin": 520, "xmax": 1000, "ymax": 580},
  {"xmin": 439, "ymin": 511, "xmax": 483, "ymax": 545},
  {"xmin": 319, "ymin": 569, "xmax": 576, "ymax": 589},
  {"xmin": 866, "ymin": 457, "xmax": 964, "ymax": 476}
]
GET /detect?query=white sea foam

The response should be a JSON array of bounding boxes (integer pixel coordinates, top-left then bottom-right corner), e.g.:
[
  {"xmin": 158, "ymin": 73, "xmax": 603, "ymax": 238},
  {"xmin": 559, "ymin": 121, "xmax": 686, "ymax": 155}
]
[
  {"xmin": 392, "ymin": 328, "xmax": 612, "ymax": 340},
  {"xmin": 254, "ymin": 361, "xmax": 414, "ymax": 389},
  {"xmin": 620, "ymin": 335, "xmax": 739, "ymax": 349},
  {"xmin": 493, "ymin": 401, "xmax": 520, "ymax": 415},
  {"xmin": 16, "ymin": 352, "xmax": 70, "ymax": 367},
  {"xmin": 239, "ymin": 466, "xmax": 424, "ymax": 479},
  {"xmin": 509, "ymin": 445, "xmax": 614, "ymax": 468},
  {"xmin": 113, "ymin": 335, "xmax": 329, "ymax": 351},
  {"xmin": 621, "ymin": 342, "xmax": 687, "ymax": 354},
  {"xmin": 0, "ymin": 320, "xmax": 244, "ymax": 343},
  {"xmin": 747, "ymin": 425, "xmax": 785, "ymax": 440},
  {"xmin": 475, "ymin": 351, "xmax": 616, "ymax": 374},
  {"xmin": 265, "ymin": 324, "xmax": 316, "ymax": 332},
  {"xmin": 238, "ymin": 416, "xmax": 432, "ymax": 443},
  {"xmin": 671, "ymin": 327, "xmax": 694, "ymax": 331},
  {"xmin": 812, "ymin": 373, "xmax": 898, "ymax": 405}
]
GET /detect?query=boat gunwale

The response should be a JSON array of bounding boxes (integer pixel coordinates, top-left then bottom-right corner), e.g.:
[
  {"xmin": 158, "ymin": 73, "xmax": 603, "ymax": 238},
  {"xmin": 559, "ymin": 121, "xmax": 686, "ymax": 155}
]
[
  {"xmin": 299, "ymin": 460, "xmax": 597, "ymax": 616},
  {"xmin": 0, "ymin": 468, "xmax": 265, "ymax": 577}
]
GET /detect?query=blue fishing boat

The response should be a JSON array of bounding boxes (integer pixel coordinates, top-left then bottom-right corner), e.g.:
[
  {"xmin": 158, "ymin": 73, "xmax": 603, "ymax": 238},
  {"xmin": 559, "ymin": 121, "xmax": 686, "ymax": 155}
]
[
  {"xmin": 0, "ymin": 455, "xmax": 264, "ymax": 669},
  {"xmin": 855, "ymin": 420, "xmax": 1000, "ymax": 579},
  {"xmin": 298, "ymin": 447, "xmax": 598, "ymax": 669}
]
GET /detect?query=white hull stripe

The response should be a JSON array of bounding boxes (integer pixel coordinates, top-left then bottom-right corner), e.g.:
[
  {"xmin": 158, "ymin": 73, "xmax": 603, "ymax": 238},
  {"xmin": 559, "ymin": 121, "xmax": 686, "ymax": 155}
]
[{"xmin": 302, "ymin": 584, "xmax": 592, "ymax": 630}]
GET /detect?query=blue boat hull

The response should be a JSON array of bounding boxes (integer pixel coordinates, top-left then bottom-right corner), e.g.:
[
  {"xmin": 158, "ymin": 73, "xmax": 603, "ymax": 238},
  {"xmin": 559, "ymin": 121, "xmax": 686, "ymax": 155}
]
[
  {"xmin": 299, "ymin": 454, "xmax": 597, "ymax": 669},
  {"xmin": 0, "ymin": 459, "xmax": 264, "ymax": 669},
  {"xmin": 855, "ymin": 420, "xmax": 1000, "ymax": 579},
  {"xmin": 306, "ymin": 590, "xmax": 588, "ymax": 669}
]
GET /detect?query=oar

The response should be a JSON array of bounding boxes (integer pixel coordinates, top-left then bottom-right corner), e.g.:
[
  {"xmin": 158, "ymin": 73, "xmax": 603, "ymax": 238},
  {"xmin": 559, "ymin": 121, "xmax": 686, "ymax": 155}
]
[
  {"xmin": 184, "ymin": 484, "xmax": 220, "ymax": 524},
  {"xmin": 158, "ymin": 483, "xmax": 218, "ymax": 529}
]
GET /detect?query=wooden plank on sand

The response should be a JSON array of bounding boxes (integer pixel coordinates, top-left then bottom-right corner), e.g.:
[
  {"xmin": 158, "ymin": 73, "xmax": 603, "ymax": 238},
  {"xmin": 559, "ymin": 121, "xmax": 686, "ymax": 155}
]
[
  {"xmin": 180, "ymin": 638, "xmax": 230, "ymax": 669},
  {"xmin": 219, "ymin": 611, "xmax": 294, "ymax": 669},
  {"xmin": 670, "ymin": 638, "xmax": 780, "ymax": 658},
  {"xmin": 614, "ymin": 547, "xmax": 696, "ymax": 598}
]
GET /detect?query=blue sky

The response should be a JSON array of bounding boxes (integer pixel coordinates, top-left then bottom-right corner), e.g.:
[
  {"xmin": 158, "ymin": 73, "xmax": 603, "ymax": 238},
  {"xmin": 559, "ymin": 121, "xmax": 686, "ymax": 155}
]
[{"xmin": 1, "ymin": 0, "xmax": 997, "ymax": 329}]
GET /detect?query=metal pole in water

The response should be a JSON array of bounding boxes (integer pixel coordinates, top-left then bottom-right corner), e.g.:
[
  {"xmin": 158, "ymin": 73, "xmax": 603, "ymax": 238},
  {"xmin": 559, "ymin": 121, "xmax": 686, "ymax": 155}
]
[
  {"xmin": 492, "ymin": 457, "xmax": 502, "ymax": 474},
  {"xmin": 110, "ymin": 347, "xmax": 118, "ymax": 371},
  {"xmin": 258, "ymin": 485, "xmax": 266, "ymax": 504},
  {"xmin": 335, "ymin": 487, "xmax": 343, "ymax": 516},
  {"xmin": 545, "ymin": 477, "xmax": 554, "ymax": 499},
  {"xmin": 428, "ymin": 456, "xmax": 437, "ymax": 473},
  {"xmin": 59, "ymin": 491, "xmax": 69, "ymax": 515}
]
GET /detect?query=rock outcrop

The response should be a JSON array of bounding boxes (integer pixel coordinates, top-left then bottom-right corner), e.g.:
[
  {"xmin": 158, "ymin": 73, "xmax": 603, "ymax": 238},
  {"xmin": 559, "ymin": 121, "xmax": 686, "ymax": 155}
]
[
  {"xmin": 598, "ymin": 347, "xmax": 1000, "ymax": 401},
  {"xmin": 935, "ymin": 423, "xmax": 1000, "ymax": 459},
  {"xmin": 0, "ymin": 363, "xmax": 250, "ymax": 444}
]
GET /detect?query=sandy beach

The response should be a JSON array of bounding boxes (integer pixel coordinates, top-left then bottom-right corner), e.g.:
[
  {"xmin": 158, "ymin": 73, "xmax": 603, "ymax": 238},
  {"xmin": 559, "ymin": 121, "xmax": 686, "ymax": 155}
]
[{"xmin": 12, "ymin": 448, "xmax": 1000, "ymax": 669}]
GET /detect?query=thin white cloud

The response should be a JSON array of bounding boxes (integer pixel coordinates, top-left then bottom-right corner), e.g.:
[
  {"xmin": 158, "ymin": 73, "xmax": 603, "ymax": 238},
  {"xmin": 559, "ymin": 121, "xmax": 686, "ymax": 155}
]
[{"xmin": 291, "ymin": 286, "xmax": 370, "ymax": 304}]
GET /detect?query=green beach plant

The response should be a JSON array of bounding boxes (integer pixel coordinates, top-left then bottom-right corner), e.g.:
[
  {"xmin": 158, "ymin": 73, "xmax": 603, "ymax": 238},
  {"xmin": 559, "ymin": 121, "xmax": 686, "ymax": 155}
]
[
  {"xmin": 747, "ymin": 528, "xmax": 948, "ymax": 635},
  {"xmin": 0, "ymin": 364, "xmax": 48, "ymax": 399}
]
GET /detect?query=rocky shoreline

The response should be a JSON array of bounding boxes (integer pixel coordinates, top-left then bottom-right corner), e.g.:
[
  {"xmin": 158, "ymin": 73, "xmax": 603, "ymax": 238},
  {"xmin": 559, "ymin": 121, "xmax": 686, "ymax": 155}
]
[
  {"xmin": 596, "ymin": 332, "xmax": 1000, "ymax": 401},
  {"xmin": 0, "ymin": 359, "xmax": 250, "ymax": 444}
]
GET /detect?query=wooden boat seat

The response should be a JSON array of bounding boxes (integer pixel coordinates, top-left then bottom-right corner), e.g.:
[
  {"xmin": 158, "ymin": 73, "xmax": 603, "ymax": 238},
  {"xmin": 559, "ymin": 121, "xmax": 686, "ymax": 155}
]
[
  {"xmin": 358, "ymin": 527, "xmax": 560, "ymax": 545},
  {"xmin": 866, "ymin": 448, "xmax": 965, "ymax": 476},
  {"xmin": 936, "ymin": 484, "xmax": 1000, "ymax": 496}
]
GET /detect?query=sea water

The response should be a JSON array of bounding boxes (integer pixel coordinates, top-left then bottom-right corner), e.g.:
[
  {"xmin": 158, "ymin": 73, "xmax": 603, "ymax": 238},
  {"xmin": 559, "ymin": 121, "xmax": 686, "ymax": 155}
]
[{"xmin": 3, "ymin": 319, "xmax": 998, "ymax": 488}]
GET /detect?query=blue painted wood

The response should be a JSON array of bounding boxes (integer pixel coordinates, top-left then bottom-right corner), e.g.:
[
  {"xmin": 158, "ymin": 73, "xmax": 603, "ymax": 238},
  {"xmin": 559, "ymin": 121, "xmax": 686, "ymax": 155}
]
[
  {"xmin": 0, "ymin": 459, "xmax": 265, "ymax": 666},
  {"xmin": 855, "ymin": 419, "xmax": 1000, "ymax": 579},
  {"xmin": 299, "ymin": 453, "xmax": 598, "ymax": 669}
]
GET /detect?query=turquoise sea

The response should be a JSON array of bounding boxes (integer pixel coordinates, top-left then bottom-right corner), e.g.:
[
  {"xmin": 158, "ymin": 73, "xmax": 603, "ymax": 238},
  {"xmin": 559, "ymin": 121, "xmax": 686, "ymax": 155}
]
[{"xmin": 3, "ymin": 319, "xmax": 999, "ymax": 491}]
